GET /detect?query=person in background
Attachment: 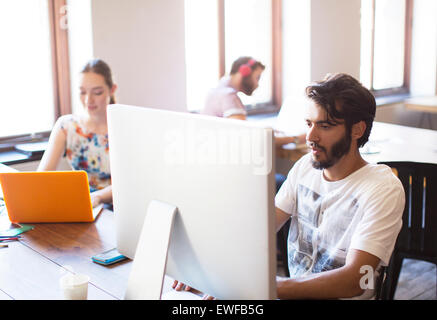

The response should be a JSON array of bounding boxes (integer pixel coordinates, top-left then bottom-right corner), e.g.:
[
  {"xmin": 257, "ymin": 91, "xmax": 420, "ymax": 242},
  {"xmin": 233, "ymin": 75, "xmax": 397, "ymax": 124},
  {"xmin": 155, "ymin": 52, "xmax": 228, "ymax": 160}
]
[
  {"xmin": 201, "ymin": 56, "xmax": 306, "ymax": 147},
  {"xmin": 201, "ymin": 56, "xmax": 306, "ymax": 190},
  {"xmin": 38, "ymin": 58, "xmax": 117, "ymax": 208}
]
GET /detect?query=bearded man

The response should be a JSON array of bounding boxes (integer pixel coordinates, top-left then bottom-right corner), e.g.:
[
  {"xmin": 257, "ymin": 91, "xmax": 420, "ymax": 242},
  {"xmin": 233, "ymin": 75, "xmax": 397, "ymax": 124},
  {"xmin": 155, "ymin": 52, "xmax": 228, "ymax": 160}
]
[
  {"xmin": 275, "ymin": 73, "xmax": 405, "ymax": 299},
  {"xmin": 202, "ymin": 56, "xmax": 304, "ymax": 148},
  {"xmin": 202, "ymin": 56, "xmax": 264, "ymax": 120}
]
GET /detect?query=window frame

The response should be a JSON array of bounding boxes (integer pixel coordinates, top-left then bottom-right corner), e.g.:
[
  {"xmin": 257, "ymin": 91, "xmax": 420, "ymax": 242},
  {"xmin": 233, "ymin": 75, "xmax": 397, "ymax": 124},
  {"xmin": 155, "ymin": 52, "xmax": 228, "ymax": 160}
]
[
  {"xmin": 0, "ymin": 0, "xmax": 71, "ymax": 144},
  {"xmin": 217, "ymin": 0, "xmax": 282, "ymax": 115},
  {"xmin": 369, "ymin": 0, "xmax": 414, "ymax": 98}
]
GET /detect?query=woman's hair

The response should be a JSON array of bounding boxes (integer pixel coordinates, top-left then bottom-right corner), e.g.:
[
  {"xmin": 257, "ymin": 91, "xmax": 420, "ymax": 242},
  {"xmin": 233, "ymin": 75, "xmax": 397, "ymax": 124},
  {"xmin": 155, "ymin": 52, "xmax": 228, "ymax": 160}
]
[
  {"xmin": 81, "ymin": 59, "xmax": 116, "ymax": 104},
  {"xmin": 305, "ymin": 73, "xmax": 376, "ymax": 148}
]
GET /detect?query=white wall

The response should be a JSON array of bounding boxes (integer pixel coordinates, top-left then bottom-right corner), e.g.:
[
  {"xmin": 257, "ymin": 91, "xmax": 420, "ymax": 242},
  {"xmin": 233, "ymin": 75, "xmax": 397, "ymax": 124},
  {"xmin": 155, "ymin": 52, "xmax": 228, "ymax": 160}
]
[
  {"xmin": 310, "ymin": 0, "xmax": 361, "ymax": 81},
  {"xmin": 282, "ymin": 0, "xmax": 361, "ymax": 99},
  {"xmin": 91, "ymin": 0, "xmax": 187, "ymax": 112},
  {"xmin": 282, "ymin": 0, "xmax": 311, "ymax": 100}
]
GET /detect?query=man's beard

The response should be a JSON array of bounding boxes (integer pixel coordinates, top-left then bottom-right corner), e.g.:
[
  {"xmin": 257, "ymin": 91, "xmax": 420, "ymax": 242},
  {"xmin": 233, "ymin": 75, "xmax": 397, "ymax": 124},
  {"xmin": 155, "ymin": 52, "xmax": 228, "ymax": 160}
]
[
  {"xmin": 310, "ymin": 133, "xmax": 352, "ymax": 170},
  {"xmin": 241, "ymin": 76, "xmax": 255, "ymax": 96}
]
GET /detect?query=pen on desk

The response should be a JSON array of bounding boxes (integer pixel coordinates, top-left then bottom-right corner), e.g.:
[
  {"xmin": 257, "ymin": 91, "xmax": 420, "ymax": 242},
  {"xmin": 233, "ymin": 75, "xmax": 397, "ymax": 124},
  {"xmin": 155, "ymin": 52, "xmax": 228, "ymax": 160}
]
[
  {"xmin": 0, "ymin": 237, "xmax": 20, "ymax": 242},
  {"xmin": 0, "ymin": 235, "xmax": 21, "ymax": 238},
  {"xmin": 0, "ymin": 244, "xmax": 8, "ymax": 248}
]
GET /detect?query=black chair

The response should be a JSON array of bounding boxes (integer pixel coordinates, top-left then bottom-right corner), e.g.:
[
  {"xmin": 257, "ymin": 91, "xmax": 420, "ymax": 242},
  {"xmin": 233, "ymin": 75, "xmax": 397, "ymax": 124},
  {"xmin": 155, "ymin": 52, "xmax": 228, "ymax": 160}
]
[
  {"xmin": 375, "ymin": 266, "xmax": 387, "ymax": 300},
  {"xmin": 275, "ymin": 173, "xmax": 290, "ymax": 277},
  {"xmin": 277, "ymin": 219, "xmax": 291, "ymax": 277},
  {"xmin": 378, "ymin": 161, "xmax": 437, "ymax": 300}
]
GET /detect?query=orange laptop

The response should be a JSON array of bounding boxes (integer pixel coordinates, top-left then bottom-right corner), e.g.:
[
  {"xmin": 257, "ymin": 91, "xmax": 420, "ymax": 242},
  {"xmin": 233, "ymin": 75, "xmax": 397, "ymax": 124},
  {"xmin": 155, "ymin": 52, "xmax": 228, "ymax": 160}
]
[{"xmin": 0, "ymin": 171, "xmax": 103, "ymax": 223}]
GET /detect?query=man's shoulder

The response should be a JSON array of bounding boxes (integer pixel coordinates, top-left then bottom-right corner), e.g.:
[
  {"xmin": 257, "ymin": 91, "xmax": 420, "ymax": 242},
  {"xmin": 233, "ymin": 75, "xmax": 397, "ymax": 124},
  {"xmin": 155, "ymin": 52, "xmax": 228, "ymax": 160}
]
[
  {"xmin": 209, "ymin": 84, "xmax": 238, "ymax": 97},
  {"xmin": 354, "ymin": 163, "xmax": 404, "ymax": 197},
  {"xmin": 362, "ymin": 163, "xmax": 403, "ymax": 185}
]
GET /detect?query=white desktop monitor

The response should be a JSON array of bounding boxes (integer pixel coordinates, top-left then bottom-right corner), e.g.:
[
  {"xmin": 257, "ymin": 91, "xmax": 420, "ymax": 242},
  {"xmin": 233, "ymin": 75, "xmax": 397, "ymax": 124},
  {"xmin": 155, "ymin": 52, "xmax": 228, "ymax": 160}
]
[{"xmin": 107, "ymin": 104, "xmax": 277, "ymax": 300}]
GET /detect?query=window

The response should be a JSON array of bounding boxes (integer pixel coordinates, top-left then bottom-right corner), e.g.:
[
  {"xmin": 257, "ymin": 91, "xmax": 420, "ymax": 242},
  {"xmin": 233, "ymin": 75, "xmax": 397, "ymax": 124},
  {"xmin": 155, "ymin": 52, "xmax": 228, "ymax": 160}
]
[
  {"xmin": 0, "ymin": 0, "xmax": 55, "ymax": 138},
  {"xmin": 224, "ymin": 0, "xmax": 272, "ymax": 109},
  {"xmin": 184, "ymin": 0, "xmax": 281, "ymax": 113},
  {"xmin": 184, "ymin": 0, "xmax": 220, "ymax": 112},
  {"xmin": 360, "ymin": 0, "xmax": 413, "ymax": 95},
  {"xmin": 66, "ymin": 0, "xmax": 94, "ymax": 116},
  {"xmin": 0, "ymin": 0, "xmax": 92, "ymax": 143}
]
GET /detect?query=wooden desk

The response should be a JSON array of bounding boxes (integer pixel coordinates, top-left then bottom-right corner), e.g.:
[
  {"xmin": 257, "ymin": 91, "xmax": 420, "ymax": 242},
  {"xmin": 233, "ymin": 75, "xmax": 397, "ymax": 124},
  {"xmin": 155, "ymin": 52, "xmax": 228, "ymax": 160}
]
[
  {"xmin": 0, "ymin": 207, "xmax": 185, "ymax": 300},
  {"xmin": 277, "ymin": 121, "xmax": 437, "ymax": 165},
  {"xmin": 404, "ymin": 96, "xmax": 437, "ymax": 114},
  {"xmin": 404, "ymin": 96, "xmax": 437, "ymax": 129},
  {"xmin": 0, "ymin": 209, "xmax": 130, "ymax": 299}
]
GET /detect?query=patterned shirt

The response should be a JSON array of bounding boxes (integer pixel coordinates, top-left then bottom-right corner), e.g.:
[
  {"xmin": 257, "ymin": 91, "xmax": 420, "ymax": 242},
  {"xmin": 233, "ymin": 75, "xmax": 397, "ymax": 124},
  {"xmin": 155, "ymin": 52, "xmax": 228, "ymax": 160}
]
[{"xmin": 59, "ymin": 115, "xmax": 111, "ymax": 192}]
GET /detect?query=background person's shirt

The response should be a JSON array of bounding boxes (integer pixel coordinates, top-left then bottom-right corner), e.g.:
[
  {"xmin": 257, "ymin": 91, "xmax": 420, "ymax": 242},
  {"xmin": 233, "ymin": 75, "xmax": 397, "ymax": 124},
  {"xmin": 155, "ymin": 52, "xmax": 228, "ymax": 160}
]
[
  {"xmin": 201, "ymin": 76, "xmax": 247, "ymax": 118},
  {"xmin": 275, "ymin": 153, "xmax": 405, "ymax": 299}
]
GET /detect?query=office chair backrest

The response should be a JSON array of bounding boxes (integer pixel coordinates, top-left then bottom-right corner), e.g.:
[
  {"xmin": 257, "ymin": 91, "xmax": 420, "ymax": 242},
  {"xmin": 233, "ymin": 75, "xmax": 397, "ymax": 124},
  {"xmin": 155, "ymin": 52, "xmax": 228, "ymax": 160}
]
[{"xmin": 378, "ymin": 162, "xmax": 437, "ymax": 257}]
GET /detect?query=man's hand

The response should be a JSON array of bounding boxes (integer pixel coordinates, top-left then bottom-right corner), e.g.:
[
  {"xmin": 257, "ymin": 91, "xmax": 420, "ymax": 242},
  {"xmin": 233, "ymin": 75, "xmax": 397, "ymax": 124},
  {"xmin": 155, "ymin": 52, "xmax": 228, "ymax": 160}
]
[
  {"xmin": 172, "ymin": 280, "xmax": 194, "ymax": 292},
  {"xmin": 171, "ymin": 280, "xmax": 216, "ymax": 300}
]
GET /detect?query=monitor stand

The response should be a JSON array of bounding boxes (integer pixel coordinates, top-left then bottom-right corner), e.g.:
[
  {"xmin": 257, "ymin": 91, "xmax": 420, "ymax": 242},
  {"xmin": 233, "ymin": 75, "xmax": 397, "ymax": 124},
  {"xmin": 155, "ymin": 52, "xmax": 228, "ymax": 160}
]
[{"xmin": 124, "ymin": 200, "xmax": 177, "ymax": 300}]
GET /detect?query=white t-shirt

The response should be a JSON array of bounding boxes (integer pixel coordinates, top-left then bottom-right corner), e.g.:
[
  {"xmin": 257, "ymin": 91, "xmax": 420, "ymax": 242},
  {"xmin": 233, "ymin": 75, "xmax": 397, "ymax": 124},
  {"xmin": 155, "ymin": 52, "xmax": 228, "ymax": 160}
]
[
  {"xmin": 275, "ymin": 154, "xmax": 405, "ymax": 299},
  {"xmin": 201, "ymin": 76, "xmax": 247, "ymax": 118}
]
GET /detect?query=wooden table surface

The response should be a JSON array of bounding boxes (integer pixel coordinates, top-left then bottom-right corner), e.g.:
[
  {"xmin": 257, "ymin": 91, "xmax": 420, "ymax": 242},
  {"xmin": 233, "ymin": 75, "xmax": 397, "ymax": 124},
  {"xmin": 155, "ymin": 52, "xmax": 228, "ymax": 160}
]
[
  {"xmin": 404, "ymin": 96, "xmax": 437, "ymax": 113},
  {"xmin": 0, "ymin": 209, "xmax": 132, "ymax": 300}
]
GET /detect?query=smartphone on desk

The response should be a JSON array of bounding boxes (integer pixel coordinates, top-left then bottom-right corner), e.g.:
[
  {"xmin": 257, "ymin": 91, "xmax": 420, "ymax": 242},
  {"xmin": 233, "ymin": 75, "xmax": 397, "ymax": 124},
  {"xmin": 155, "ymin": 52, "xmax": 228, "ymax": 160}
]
[{"xmin": 92, "ymin": 248, "xmax": 127, "ymax": 266}]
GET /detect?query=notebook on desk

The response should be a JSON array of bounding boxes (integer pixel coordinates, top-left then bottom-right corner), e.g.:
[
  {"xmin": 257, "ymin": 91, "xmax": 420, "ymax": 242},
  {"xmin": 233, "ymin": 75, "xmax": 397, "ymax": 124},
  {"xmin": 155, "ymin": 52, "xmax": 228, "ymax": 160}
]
[{"xmin": 0, "ymin": 171, "xmax": 103, "ymax": 223}]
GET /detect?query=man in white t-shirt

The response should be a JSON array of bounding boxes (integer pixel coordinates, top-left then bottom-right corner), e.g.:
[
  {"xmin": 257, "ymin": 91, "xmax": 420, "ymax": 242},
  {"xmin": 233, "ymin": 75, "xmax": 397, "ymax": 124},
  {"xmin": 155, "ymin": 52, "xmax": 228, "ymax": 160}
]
[{"xmin": 275, "ymin": 73, "xmax": 405, "ymax": 299}]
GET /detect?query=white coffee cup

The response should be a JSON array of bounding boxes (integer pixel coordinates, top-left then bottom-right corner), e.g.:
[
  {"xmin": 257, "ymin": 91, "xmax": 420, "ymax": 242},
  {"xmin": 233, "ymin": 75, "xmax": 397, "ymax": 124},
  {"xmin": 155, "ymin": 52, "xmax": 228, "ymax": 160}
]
[{"xmin": 59, "ymin": 273, "xmax": 90, "ymax": 300}]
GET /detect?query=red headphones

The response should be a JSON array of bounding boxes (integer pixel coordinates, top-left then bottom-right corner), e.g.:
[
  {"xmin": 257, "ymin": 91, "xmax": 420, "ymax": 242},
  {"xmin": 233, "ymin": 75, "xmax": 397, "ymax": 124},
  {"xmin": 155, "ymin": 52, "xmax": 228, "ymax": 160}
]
[{"xmin": 238, "ymin": 59, "xmax": 256, "ymax": 77}]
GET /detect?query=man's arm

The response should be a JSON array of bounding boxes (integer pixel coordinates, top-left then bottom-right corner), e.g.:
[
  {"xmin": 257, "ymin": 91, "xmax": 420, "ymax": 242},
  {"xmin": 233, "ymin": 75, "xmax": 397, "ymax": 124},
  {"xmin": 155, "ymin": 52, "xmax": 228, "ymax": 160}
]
[{"xmin": 276, "ymin": 249, "xmax": 380, "ymax": 299}]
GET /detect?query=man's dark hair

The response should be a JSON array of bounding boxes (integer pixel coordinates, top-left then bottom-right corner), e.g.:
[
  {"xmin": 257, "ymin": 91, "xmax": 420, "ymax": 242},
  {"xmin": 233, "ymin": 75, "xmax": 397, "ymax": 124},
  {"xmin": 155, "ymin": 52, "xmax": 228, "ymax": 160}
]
[
  {"xmin": 305, "ymin": 73, "xmax": 376, "ymax": 148},
  {"xmin": 230, "ymin": 56, "xmax": 265, "ymax": 75}
]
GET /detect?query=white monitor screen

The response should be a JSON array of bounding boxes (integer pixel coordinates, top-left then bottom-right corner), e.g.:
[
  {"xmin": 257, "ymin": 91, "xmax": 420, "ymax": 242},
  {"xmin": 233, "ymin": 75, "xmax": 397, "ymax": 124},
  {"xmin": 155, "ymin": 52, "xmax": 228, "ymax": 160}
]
[{"xmin": 108, "ymin": 104, "xmax": 276, "ymax": 300}]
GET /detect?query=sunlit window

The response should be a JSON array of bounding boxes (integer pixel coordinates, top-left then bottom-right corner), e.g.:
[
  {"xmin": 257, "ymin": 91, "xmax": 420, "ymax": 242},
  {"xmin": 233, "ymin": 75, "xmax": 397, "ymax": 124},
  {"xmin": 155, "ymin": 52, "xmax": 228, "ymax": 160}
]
[
  {"xmin": 67, "ymin": 0, "xmax": 94, "ymax": 116},
  {"xmin": 184, "ymin": 0, "xmax": 219, "ymax": 112},
  {"xmin": 360, "ymin": 0, "xmax": 410, "ymax": 93},
  {"xmin": 0, "ymin": 0, "xmax": 55, "ymax": 137},
  {"xmin": 185, "ymin": 0, "xmax": 274, "ymax": 112},
  {"xmin": 224, "ymin": 0, "xmax": 272, "ymax": 108},
  {"xmin": 373, "ymin": 0, "xmax": 406, "ymax": 90}
]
